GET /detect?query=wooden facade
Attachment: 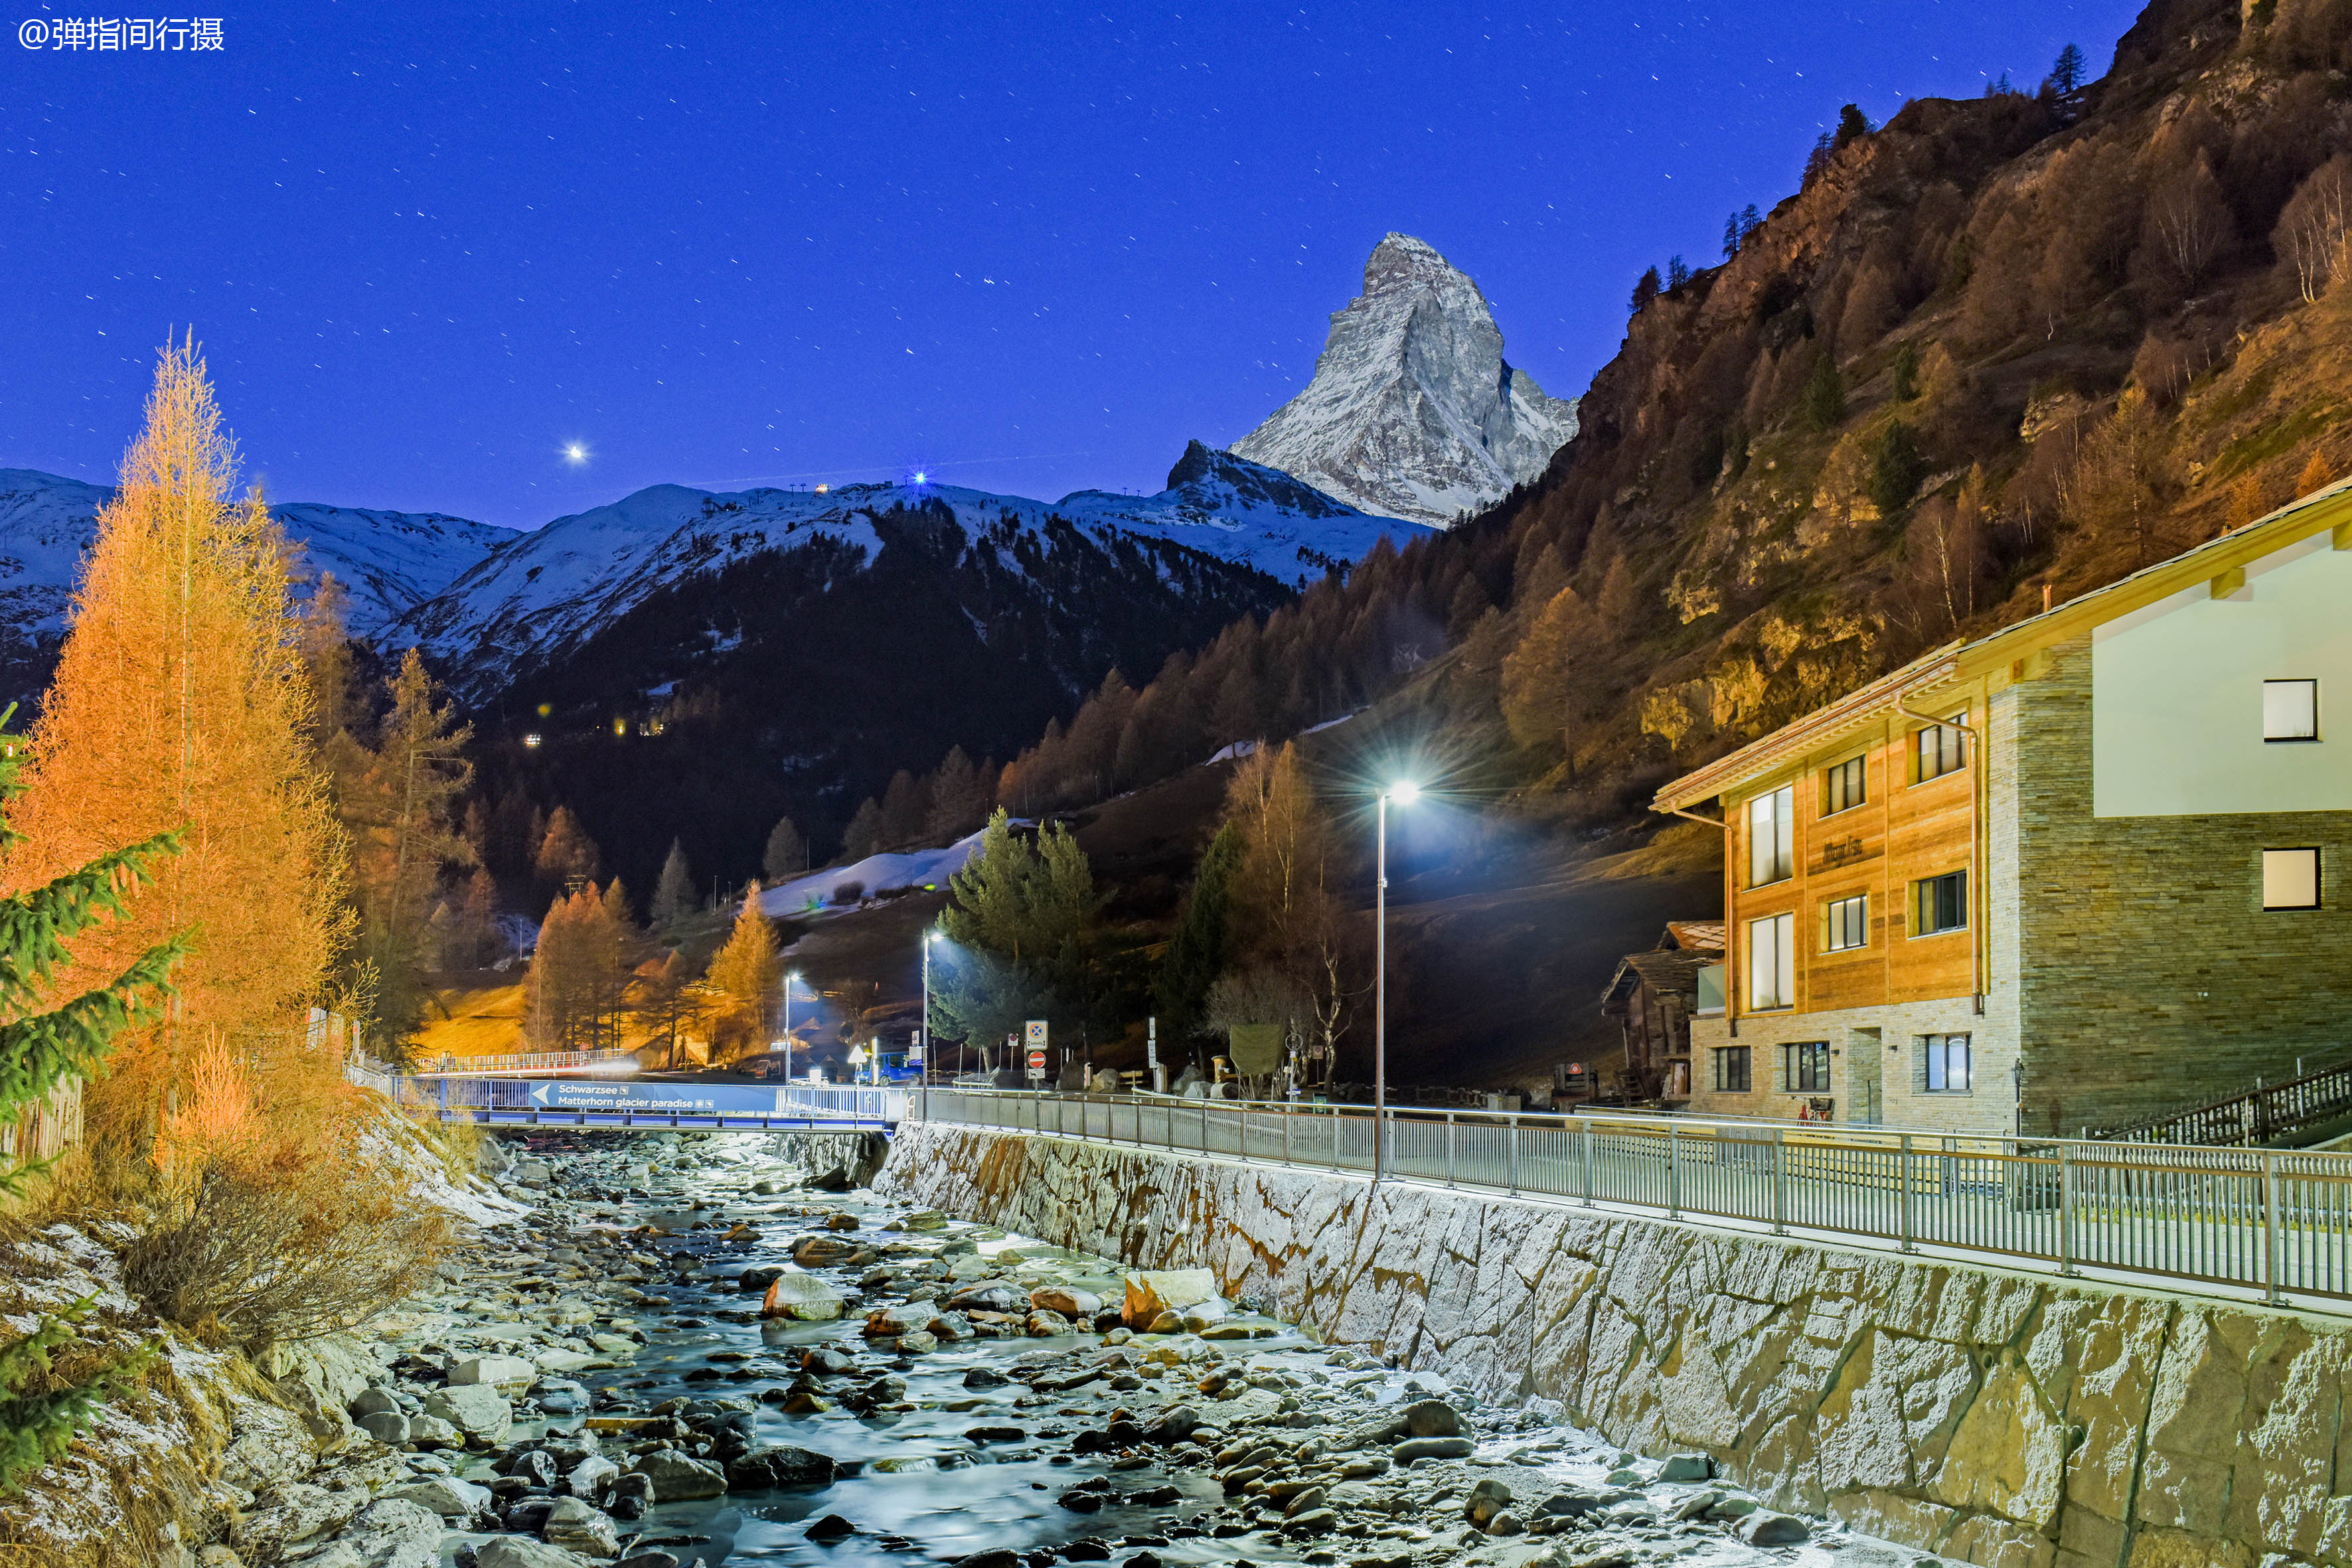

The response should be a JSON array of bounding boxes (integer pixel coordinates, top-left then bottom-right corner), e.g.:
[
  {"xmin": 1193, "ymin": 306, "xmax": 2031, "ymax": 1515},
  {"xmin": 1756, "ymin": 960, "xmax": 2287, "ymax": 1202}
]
[{"xmin": 1599, "ymin": 923, "xmax": 1723, "ymax": 1103}]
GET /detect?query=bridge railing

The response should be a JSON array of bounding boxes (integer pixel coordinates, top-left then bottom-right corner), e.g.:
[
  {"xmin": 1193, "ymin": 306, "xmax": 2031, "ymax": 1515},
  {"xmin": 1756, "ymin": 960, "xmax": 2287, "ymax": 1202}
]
[
  {"xmin": 907, "ymin": 1088, "xmax": 2352, "ymax": 1308},
  {"xmin": 406, "ymin": 1047, "xmax": 640, "ymax": 1077}
]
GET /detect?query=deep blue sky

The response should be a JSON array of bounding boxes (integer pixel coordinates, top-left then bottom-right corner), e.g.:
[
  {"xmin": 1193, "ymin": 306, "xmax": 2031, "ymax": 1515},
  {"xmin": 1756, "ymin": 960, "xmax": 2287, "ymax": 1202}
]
[{"xmin": 3, "ymin": 1, "xmax": 2144, "ymax": 529}]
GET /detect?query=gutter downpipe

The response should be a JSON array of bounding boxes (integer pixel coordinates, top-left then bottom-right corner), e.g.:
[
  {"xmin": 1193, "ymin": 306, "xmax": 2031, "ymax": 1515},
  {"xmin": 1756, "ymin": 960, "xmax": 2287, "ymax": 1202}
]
[
  {"xmin": 1894, "ymin": 688, "xmax": 1987, "ymax": 1018},
  {"xmin": 1663, "ymin": 804, "xmax": 1733, "ymax": 1040}
]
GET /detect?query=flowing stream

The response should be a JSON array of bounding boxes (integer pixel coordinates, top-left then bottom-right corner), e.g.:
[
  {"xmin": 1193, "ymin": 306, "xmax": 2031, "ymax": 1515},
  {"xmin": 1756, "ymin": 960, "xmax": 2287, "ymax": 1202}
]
[{"xmin": 380, "ymin": 1132, "xmax": 1944, "ymax": 1568}]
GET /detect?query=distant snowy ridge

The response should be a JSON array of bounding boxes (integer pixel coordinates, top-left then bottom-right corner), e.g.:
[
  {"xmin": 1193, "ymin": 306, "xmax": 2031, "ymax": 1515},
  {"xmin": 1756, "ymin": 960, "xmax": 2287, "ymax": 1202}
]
[
  {"xmin": 0, "ymin": 467, "xmax": 515, "ymax": 640},
  {"xmin": 391, "ymin": 445, "xmax": 1420, "ymax": 702},
  {"xmin": 759, "ymin": 830, "xmax": 986, "ymax": 919},
  {"xmin": 1232, "ymin": 233, "xmax": 1579, "ymax": 527}
]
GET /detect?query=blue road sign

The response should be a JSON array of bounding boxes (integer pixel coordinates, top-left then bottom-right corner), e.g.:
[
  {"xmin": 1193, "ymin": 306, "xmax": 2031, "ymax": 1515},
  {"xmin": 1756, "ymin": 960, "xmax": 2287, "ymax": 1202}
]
[{"xmin": 521, "ymin": 1079, "xmax": 799, "ymax": 1116}]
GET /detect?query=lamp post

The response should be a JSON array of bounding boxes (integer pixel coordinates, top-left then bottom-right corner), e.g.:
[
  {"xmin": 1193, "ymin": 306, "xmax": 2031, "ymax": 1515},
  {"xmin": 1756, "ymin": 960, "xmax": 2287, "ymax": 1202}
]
[
  {"xmin": 1374, "ymin": 779, "xmax": 1421, "ymax": 1184},
  {"xmin": 783, "ymin": 970, "xmax": 803, "ymax": 1089},
  {"xmin": 921, "ymin": 930, "xmax": 937, "ymax": 1123}
]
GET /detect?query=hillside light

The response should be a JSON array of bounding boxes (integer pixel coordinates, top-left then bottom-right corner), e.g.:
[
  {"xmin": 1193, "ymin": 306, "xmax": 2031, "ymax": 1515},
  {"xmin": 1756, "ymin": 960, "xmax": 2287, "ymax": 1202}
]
[{"xmin": 1374, "ymin": 781, "xmax": 1422, "ymax": 1184}]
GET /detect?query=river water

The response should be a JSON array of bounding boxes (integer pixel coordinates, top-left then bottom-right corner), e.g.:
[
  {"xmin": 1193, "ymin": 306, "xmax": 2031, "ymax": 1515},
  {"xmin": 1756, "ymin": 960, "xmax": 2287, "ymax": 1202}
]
[{"xmin": 406, "ymin": 1132, "xmax": 1942, "ymax": 1568}]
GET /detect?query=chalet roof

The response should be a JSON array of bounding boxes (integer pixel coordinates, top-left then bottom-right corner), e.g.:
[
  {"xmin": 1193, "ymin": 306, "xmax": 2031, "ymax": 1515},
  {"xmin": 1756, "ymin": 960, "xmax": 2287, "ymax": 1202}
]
[
  {"xmin": 1653, "ymin": 475, "xmax": 2352, "ymax": 814},
  {"xmin": 1662, "ymin": 920, "xmax": 1724, "ymax": 955},
  {"xmin": 1601, "ymin": 947, "xmax": 1710, "ymax": 1010}
]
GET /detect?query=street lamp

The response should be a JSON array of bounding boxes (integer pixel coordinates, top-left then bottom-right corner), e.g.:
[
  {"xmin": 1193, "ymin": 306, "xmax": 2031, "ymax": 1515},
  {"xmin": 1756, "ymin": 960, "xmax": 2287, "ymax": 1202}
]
[
  {"xmin": 921, "ymin": 930, "xmax": 940, "ymax": 1122},
  {"xmin": 783, "ymin": 970, "xmax": 803, "ymax": 1091},
  {"xmin": 1374, "ymin": 779, "xmax": 1421, "ymax": 1184}
]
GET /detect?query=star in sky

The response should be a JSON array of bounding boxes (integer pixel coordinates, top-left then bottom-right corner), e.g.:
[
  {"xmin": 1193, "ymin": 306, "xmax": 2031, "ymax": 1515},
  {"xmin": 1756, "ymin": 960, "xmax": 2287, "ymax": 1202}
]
[{"xmin": 563, "ymin": 442, "xmax": 591, "ymax": 467}]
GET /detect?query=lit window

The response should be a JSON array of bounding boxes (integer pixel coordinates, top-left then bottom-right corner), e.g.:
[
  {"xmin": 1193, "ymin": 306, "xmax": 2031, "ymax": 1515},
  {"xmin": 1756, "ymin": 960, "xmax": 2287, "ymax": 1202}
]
[
  {"xmin": 1916, "ymin": 712, "xmax": 1968, "ymax": 781},
  {"xmin": 1748, "ymin": 911, "xmax": 1796, "ymax": 1010},
  {"xmin": 1822, "ymin": 894, "xmax": 1868, "ymax": 953},
  {"xmin": 2263, "ymin": 848, "xmax": 2321, "ymax": 911},
  {"xmin": 1922, "ymin": 1033, "xmax": 1972, "ymax": 1093},
  {"xmin": 1713, "ymin": 1046, "xmax": 1751, "ymax": 1093},
  {"xmin": 1913, "ymin": 870, "xmax": 1968, "ymax": 935},
  {"xmin": 2264, "ymin": 679, "xmax": 2319, "ymax": 742},
  {"xmin": 1747, "ymin": 785, "xmax": 1794, "ymax": 887},
  {"xmin": 1784, "ymin": 1040, "xmax": 1830, "ymax": 1093},
  {"xmin": 1822, "ymin": 755, "xmax": 1866, "ymax": 815}
]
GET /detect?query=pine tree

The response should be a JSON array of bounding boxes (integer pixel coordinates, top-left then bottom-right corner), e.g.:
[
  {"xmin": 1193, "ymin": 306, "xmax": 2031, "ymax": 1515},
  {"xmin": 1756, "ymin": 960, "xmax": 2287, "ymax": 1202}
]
[
  {"xmin": 2045, "ymin": 42, "xmax": 2086, "ymax": 99},
  {"xmin": 933, "ymin": 809, "xmax": 1101, "ymax": 1048},
  {"xmin": 879, "ymin": 769, "xmax": 931, "ymax": 849},
  {"xmin": 651, "ymin": 839, "xmax": 694, "ymax": 929},
  {"xmin": 925, "ymin": 747, "xmax": 988, "ymax": 842},
  {"xmin": 1803, "ymin": 355, "xmax": 1848, "ymax": 431},
  {"xmin": 1153, "ymin": 822, "xmax": 1242, "ymax": 1042},
  {"xmin": 761, "ymin": 817, "xmax": 805, "ymax": 885},
  {"xmin": 1723, "ymin": 212, "xmax": 1743, "ymax": 259},
  {"xmin": 840, "ymin": 798, "xmax": 884, "ymax": 863},
  {"xmin": 534, "ymin": 806, "xmax": 601, "ymax": 891},
  {"xmin": 1666, "ymin": 256, "xmax": 1691, "ymax": 290},
  {"xmin": 704, "ymin": 883, "xmax": 780, "ymax": 1056},
  {"xmin": 1630, "ymin": 266, "xmax": 1662, "ymax": 313},
  {"xmin": 457, "ymin": 866, "xmax": 499, "ymax": 969},
  {"xmin": 0, "ymin": 703, "xmax": 183, "ymax": 1494},
  {"xmin": 350, "ymin": 650, "xmax": 474, "ymax": 1051},
  {"xmin": 3, "ymin": 340, "xmax": 349, "ymax": 1157},
  {"xmin": 1834, "ymin": 104, "xmax": 1871, "ymax": 148}
]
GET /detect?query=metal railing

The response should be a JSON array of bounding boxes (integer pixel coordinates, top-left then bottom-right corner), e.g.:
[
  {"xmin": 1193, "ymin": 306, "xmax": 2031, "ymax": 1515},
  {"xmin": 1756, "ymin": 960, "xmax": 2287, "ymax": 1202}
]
[
  {"xmin": 907, "ymin": 1089, "xmax": 2352, "ymax": 1309},
  {"xmin": 2094, "ymin": 1055, "xmax": 2352, "ymax": 1148},
  {"xmin": 350, "ymin": 1060, "xmax": 2352, "ymax": 1310},
  {"xmin": 408, "ymin": 1047, "xmax": 640, "ymax": 1077}
]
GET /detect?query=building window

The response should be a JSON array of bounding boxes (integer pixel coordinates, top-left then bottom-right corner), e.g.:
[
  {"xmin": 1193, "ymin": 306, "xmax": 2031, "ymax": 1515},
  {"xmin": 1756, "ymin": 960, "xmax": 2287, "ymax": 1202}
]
[
  {"xmin": 1747, "ymin": 785, "xmax": 1794, "ymax": 887},
  {"xmin": 1921, "ymin": 1033, "xmax": 1972, "ymax": 1093},
  {"xmin": 1713, "ymin": 1046, "xmax": 1751, "ymax": 1093},
  {"xmin": 1822, "ymin": 755, "xmax": 1866, "ymax": 816},
  {"xmin": 2263, "ymin": 848, "xmax": 2321, "ymax": 911},
  {"xmin": 1783, "ymin": 1040, "xmax": 1830, "ymax": 1093},
  {"xmin": 1747, "ymin": 912, "xmax": 1796, "ymax": 1010},
  {"xmin": 2264, "ymin": 679, "xmax": 2319, "ymax": 742},
  {"xmin": 1915, "ymin": 712, "xmax": 1968, "ymax": 782},
  {"xmin": 1913, "ymin": 870, "xmax": 1968, "ymax": 936},
  {"xmin": 1822, "ymin": 893, "xmax": 1868, "ymax": 953}
]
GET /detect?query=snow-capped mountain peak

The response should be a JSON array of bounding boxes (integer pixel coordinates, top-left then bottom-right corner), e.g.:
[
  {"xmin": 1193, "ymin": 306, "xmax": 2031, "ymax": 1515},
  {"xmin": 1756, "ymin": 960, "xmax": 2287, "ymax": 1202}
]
[{"xmin": 1232, "ymin": 233, "xmax": 1579, "ymax": 527}]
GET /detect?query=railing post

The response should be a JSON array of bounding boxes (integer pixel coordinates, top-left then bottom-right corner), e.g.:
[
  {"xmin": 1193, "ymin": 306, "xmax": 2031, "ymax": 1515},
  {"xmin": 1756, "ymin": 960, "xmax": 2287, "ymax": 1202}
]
[
  {"xmin": 1202, "ymin": 1099, "xmax": 1210, "ymax": 1160},
  {"xmin": 2264, "ymin": 1149, "xmax": 2284, "ymax": 1305},
  {"xmin": 1771, "ymin": 1128, "xmax": 1786, "ymax": 1235},
  {"xmin": 1446, "ymin": 1113, "xmax": 1457, "ymax": 1188},
  {"xmin": 1509, "ymin": 1115, "xmax": 1520, "ymax": 1196},
  {"xmin": 1899, "ymin": 1133, "xmax": 1915, "ymax": 1253},
  {"xmin": 1283, "ymin": 1105, "xmax": 1293, "ymax": 1168},
  {"xmin": 1668, "ymin": 1124, "xmax": 1681, "ymax": 1219},
  {"xmin": 1581, "ymin": 1118, "xmax": 1595, "ymax": 1206},
  {"xmin": 2059, "ymin": 1145, "xmax": 2077, "ymax": 1276}
]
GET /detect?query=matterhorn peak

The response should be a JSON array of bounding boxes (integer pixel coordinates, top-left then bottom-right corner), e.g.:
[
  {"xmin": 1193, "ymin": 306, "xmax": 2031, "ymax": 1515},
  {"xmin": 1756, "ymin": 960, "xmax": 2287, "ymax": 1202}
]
[{"xmin": 1231, "ymin": 233, "xmax": 1577, "ymax": 526}]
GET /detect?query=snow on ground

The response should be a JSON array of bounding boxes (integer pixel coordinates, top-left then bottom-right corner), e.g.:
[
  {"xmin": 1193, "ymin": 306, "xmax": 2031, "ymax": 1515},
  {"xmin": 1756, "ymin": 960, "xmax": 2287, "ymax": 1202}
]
[{"xmin": 759, "ymin": 827, "xmax": 987, "ymax": 918}]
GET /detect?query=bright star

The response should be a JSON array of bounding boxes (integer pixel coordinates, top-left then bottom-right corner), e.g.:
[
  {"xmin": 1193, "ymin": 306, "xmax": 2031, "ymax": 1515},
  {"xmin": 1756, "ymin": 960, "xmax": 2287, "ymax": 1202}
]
[
  {"xmin": 562, "ymin": 442, "xmax": 590, "ymax": 466},
  {"xmin": 912, "ymin": 471, "xmax": 927, "ymax": 485}
]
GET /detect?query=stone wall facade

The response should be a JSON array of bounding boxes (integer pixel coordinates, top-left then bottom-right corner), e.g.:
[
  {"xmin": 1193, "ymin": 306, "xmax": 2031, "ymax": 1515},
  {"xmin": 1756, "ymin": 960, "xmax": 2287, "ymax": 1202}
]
[
  {"xmin": 1687, "ymin": 994, "xmax": 2015, "ymax": 1135},
  {"xmin": 882, "ymin": 1122, "xmax": 2352, "ymax": 1568},
  {"xmin": 2010, "ymin": 636, "xmax": 2352, "ymax": 1137}
]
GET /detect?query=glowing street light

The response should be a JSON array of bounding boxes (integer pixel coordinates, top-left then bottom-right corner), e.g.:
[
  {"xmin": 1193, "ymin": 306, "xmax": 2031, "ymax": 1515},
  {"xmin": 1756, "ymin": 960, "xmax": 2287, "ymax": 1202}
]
[
  {"xmin": 921, "ymin": 930, "xmax": 939, "ymax": 1122},
  {"xmin": 782, "ymin": 969, "xmax": 804, "ymax": 1090},
  {"xmin": 1373, "ymin": 781, "xmax": 1422, "ymax": 1184}
]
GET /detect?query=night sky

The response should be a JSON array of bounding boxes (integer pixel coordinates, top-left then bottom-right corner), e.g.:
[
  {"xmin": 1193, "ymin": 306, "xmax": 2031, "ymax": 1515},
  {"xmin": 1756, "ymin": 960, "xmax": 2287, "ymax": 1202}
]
[{"xmin": 3, "ymin": 1, "xmax": 2144, "ymax": 529}]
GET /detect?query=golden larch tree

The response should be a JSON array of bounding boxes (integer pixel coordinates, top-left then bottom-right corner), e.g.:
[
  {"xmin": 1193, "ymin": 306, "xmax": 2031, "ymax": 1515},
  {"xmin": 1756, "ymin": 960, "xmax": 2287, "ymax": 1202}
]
[
  {"xmin": 704, "ymin": 882, "xmax": 780, "ymax": 1056},
  {"xmin": 3, "ymin": 340, "xmax": 351, "ymax": 1160}
]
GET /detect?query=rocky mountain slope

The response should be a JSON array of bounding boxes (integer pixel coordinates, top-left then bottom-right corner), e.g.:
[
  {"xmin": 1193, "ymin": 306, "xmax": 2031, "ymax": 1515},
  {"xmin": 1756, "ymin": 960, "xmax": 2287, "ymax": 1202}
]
[
  {"xmin": 0, "ymin": 467, "xmax": 514, "ymax": 708},
  {"xmin": 1233, "ymin": 233, "xmax": 1579, "ymax": 526},
  {"xmin": 395, "ymin": 446, "xmax": 1415, "ymax": 706}
]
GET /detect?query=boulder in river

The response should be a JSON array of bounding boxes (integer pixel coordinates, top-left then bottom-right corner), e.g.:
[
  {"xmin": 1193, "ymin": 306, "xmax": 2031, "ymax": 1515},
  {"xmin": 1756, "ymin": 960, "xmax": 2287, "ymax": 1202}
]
[
  {"xmin": 378, "ymin": 1473, "xmax": 489, "ymax": 1520},
  {"xmin": 542, "ymin": 1495, "xmax": 622, "ymax": 1557},
  {"xmin": 476, "ymin": 1537, "xmax": 595, "ymax": 1568},
  {"xmin": 630, "ymin": 1449, "xmax": 727, "ymax": 1502},
  {"xmin": 726, "ymin": 1443, "xmax": 838, "ymax": 1488},
  {"xmin": 1029, "ymin": 1285, "xmax": 1099, "ymax": 1316},
  {"xmin": 761, "ymin": 1271, "xmax": 846, "ymax": 1321},
  {"xmin": 448, "ymin": 1354, "xmax": 536, "ymax": 1393},
  {"xmin": 1121, "ymin": 1268, "xmax": 1215, "ymax": 1326},
  {"xmin": 1392, "ymin": 1436, "xmax": 1474, "ymax": 1463},
  {"xmin": 1401, "ymin": 1397, "xmax": 1463, "ymax": 1437},
  {"xmin": 421, "ymin": 1383, "xmax": 511, "ymax": 1443},
  {"xmin": 947, "ymin": 1282, "xmax": 1026, "ymax": 1314},
  {"xmin": 792, "ymin": 1235, "xmax": 857, "ymax": 1267}
]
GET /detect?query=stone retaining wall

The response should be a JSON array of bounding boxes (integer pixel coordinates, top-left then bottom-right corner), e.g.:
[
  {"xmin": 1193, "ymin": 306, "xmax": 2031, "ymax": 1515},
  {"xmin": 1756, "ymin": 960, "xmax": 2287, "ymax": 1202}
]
[{"xmin": 879, "ymin": 1121, "xmax": 2352, "ymax": 1568}]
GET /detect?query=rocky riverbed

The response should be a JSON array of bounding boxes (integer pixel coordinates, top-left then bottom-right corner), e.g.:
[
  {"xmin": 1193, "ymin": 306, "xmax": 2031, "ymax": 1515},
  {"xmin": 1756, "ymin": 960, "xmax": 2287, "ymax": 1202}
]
[{"xmin": 254, "ymin": 1131, "xmax": 1949, "ymax": 1568}]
